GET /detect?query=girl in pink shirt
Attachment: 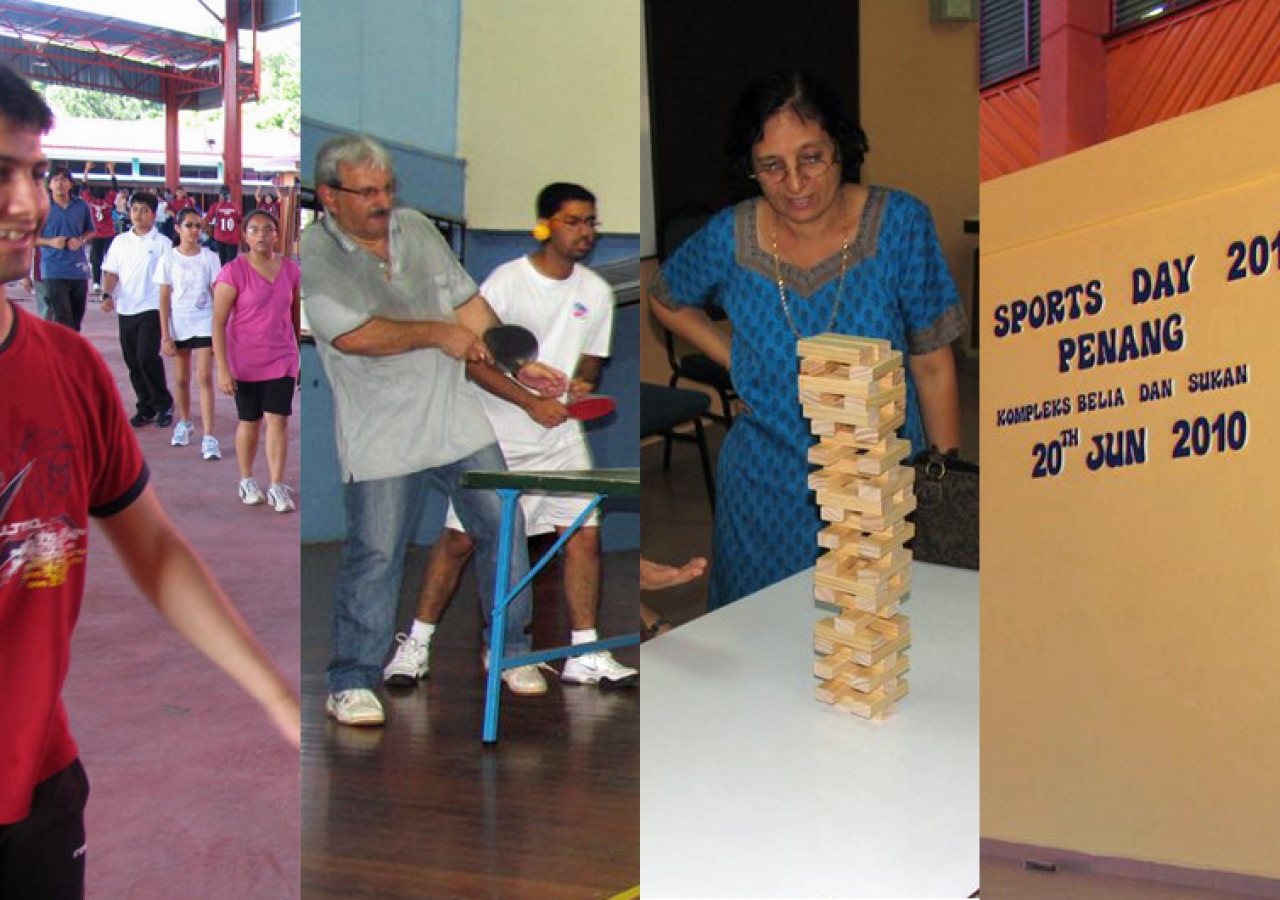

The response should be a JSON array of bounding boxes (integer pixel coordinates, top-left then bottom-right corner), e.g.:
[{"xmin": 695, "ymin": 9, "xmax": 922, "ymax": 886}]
[{"xmin": 212, "ymin": 209, "xmax": 301, "ymax": 512}]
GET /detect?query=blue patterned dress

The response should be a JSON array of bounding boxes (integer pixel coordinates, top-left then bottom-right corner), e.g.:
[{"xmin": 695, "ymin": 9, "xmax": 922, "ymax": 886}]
[{"xmin": 651, "ymin": 187, "xmax": 965, "ymax": 609}]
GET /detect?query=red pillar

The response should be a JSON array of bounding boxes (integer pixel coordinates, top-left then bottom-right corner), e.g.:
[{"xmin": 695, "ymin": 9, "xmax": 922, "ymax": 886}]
[
  {"xmin": 1040, "ymin": 0, "xmax": 1110, "ymax": 159},
  {"xmin": 222, "ymin": 0, "xmax": 243, "ymax": 198},
  {"xmin": 163, "ymin": 77, "xmax": 180, "ymax": 191}
]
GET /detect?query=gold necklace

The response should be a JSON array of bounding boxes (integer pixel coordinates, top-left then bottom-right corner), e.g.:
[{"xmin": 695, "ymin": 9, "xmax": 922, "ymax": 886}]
[{"xmin": 770, "ymin": 208, "xmax": 853, "ymax": 340}]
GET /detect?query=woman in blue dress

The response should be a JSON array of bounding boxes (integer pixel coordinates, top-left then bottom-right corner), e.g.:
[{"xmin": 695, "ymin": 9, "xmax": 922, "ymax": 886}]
[{"xmin": 650, "ymin": 70, "xmax": 964, "ymax": 610}]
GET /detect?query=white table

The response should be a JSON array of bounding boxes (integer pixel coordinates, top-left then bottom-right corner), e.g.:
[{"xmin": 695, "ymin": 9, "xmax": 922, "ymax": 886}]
[{"xmin": 640, "ymin": 563, "xmax": 979, "ymax": 899}]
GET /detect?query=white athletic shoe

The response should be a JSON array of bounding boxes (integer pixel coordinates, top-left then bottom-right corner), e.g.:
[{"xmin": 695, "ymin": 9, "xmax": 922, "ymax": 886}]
[
  {"xmin": 482, "ymin": 649, "xmax": 549, "ymax": 696},
  {"xmin": 266, "ymin": 483, "xmax": 296, "ymax": 513},
  {"xmin": 383, "ymin": 633, "xmax": 431, "ymax": 686},
  {"xmin": 170, "ymin": 420, "xmax": 193, "ymax": 447},
  {"xmin": 326, "ymin": 689, "xmax": 385, "ymax": 726},
  {"xmin": 562, "ymin": 650, "xmax": 639, "ymax": 688},
  {"xmin": 239, "ymin": 477, "xmax": 265, "ymax": 506},
  {"xmin": 201, "ymin": 435, "xmax": 221, "ymax": 460}
]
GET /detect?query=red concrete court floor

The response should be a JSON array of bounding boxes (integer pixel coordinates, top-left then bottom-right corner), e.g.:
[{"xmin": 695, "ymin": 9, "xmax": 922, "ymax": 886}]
[{"xmin": 9, "ymin": 285, "xmax": 301, "ymax": 899}]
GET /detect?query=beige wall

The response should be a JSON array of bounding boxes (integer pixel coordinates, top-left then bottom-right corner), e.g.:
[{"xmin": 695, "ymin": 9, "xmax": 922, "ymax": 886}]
[
  {"xmin": 982, "ymin": 84, "xmax": 1280, "ymax": 877},
  {"xmin": 860, "ymin": 2, "xmax": 979, "ymax": 351},
  {"xmin": 640, "ymin": 6, "xmax": 980, "ymax": 388},
  {"xmin": 458, "ymin": 0, "xmax": 642, "ymax": 232}
]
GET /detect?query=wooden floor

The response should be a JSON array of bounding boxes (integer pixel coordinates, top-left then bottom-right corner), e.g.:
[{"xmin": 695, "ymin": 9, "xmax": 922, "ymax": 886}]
[{"xmin": 301, "ymin": 539, "xmax": 639, "ymax": 900}]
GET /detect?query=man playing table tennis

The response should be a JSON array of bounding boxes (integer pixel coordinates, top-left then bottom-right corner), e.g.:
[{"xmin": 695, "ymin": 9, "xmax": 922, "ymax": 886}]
[
  {"xmin": 384, "ymin": 183, "xmax": 638, "ymax": 690},
  {"xmin": 303, "ymin": 135, "xmax": 568, "ymax": 726}
]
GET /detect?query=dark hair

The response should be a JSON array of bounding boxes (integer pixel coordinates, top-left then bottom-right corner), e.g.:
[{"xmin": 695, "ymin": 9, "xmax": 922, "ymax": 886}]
[
  {"xmin": 91, "ymin": 186, "xmax": 105, "ymax": 200},
  {"xmin": 724, "ymin": 69, "xmax": 869, "ymax": 183},
  {"xmin": 48, "ymin": 165, "xmax": 75, "ymax": 186},
  {"xmin": 0, "ymin": 63, "xmax": 54, "ymax": 133},
  {"xmin": 176, "ymin": 207, "xmax": 203, "ymax": 226},
  {"xmin": 536, "ymin": 182, "xmax": 596, "ymax": 220},
  {"xmin": 129, "ymin": 191, "xmax": 159, "ymax": 213},
  {"xmin": 243, "ymin": 206, "xmax": 279, "ymax": 230}
]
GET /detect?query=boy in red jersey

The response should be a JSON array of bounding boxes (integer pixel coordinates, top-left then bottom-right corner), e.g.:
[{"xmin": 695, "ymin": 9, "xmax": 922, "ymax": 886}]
[{"xmin": 204, "ymin": 184, "xmax": 242, "ymax": 265}]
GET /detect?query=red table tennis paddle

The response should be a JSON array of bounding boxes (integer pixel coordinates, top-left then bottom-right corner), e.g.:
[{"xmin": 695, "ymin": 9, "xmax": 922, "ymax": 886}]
[{"xmin": 566, "ymin": 394, "xmax": 615, "ymax": 421}]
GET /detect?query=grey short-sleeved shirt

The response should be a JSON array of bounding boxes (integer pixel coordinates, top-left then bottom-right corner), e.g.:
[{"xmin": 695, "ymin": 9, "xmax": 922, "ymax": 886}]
[{"xmin": 302, "ymin": 209, "xmax": 495, "ymax": 481}]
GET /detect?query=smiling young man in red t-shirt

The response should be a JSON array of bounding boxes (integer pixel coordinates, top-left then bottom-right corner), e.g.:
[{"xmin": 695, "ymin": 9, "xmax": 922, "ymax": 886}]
[{"xmin": 0, "ymin": 65, "xmax": 299, "ymax": 899}]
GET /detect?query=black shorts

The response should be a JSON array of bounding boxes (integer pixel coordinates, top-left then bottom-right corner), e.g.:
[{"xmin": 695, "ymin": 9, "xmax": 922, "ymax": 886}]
[
  {"xmin": 234, "ymin": 375, "xmax": 295, "ymax": 420},
  {"xmin": 173, "ymin": 336, "xmax": 213, "ymax": 351},
  {"xmin": 0, "ymin": 759, "xmax": 89, "ymax": 900}
]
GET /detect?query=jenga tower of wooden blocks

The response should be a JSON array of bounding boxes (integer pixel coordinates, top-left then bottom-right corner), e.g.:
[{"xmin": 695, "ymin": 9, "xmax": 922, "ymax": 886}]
[{"xmin": 798, "ymin": 334, "xmax": 914, "ymax": 720}]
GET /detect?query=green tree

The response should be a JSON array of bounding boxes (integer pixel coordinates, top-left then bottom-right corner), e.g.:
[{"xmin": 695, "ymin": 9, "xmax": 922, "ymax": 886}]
[{"xmin": 40, "ymin": 82, "xmax": 163, "ymax": 120}]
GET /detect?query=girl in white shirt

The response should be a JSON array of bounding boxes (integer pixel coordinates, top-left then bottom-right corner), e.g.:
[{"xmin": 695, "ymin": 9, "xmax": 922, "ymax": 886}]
[{"xmin": 155, "ymin": 207, "xmax": 224, "ymax": 460}]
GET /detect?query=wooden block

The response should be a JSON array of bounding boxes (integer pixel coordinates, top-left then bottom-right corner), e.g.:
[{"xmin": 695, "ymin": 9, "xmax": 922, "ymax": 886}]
[
  {"xmin": 814, "ymin": 617, "xmax": 910, "ymax": 666},
  {"xmin": 808, "ymin": 436, "xmax": 911, "ymax": 477},
  {"xmin": 815, "ymin": 477, "xmax": 914, "ymax": 519},
  {"xmin": 815, "ymin": 579, "xmax": 907, "ymax": 616},
  {"xmin": 835, "ymin": 678, "xmax": 909, "ymax": 719},
  {"xmin": 820, "ymin": 491, "xmax": 916, "ymax": 531},
  {"xmin": 797, "ymin": 366, "xmax": 905, "ymax": 401},
  {"xmin": 816, "ymin": 651, "xmax": 911, "ymax": 695},
  {"xmin": 816, "ymin": 520, "xmax": 914, "ymax": 559},
  {"xmin": 809, "ymin": 409, "xmax": 908, "ymax": 444}
]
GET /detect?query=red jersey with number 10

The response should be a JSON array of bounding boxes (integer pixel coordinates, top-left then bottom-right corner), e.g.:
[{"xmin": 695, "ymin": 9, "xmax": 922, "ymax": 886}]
[{"xmin": 205, "ymin": 199, "xmax": 242, "ymax": 244}]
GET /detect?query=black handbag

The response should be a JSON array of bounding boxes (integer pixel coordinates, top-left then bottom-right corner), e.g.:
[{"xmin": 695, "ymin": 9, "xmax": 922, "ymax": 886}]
[{"xmin": 908, "ymin": 447, "xmax": 979, "ymax": 570}]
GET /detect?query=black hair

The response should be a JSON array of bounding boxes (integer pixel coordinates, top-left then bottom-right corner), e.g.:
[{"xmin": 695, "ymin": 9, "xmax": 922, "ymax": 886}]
[
  {"xmin": 176, "ymin": 206, "xmax": 203, "ymax": 226},
  {"xmin": 129, "ymin": 191, "xmax": 159, "ymax": 213},
  {"xmin": 0, "ymin": 63, "xmax": 54, "ymax": 133},
  {"xmin": 724, "ymin": 69, "xmax": 869, "ymax": 183},
  {"xmin": 48, "ymin": 165, "xmax": 74, "ymax": 186},
  {"xmin": 244, "ymin": 207, "xmax": 280, "ymax": 230},
  {"xmin": 536, "ymin": 182, "xmax": 596, "ymax": 220}
]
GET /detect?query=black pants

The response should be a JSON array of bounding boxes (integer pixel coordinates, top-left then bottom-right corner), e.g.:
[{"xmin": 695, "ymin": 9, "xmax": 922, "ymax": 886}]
[
  {"xmin": 0, "ymin": 759, "xmax": 89, "ymax": 900},
  {"xmin": 118, "ymin": 310, "xmax": 172, "ymax": 418},
  {"xmin": 89, "ymin": 236, "xmax": 113, "ymax": 285},
  {"xmin": 215, "ymin": 239, "xmax": 238, "ymax": 266},
  {"xmin": 44, "ymin": 279, "xmax": 87, "ymax": 332}
]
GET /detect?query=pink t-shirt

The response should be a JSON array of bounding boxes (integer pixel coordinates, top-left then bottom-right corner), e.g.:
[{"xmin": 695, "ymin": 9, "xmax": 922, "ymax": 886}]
[{"xmin": 214, "ymin": 255, "xmax": 300, "ymax": 382}]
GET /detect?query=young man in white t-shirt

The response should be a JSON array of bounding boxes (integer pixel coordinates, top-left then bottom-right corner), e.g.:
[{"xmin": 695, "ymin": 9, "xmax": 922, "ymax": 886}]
[
  {"xmin": 384, "ymin": 183, "xmax": 637, "ymax": 688},
  {"xmin": 100, "ymin": 192, "xmax": 174, "ymax": 427}
]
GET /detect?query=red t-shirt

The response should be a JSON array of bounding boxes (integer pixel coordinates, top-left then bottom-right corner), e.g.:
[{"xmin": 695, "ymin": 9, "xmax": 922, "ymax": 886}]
[
  {"xmin": 86, "ymin": 196, "xmax": 115, "ymax": 239},
  {"xmin": 169, "ymin": 195, "xmax": 197, "ymax": 215},
  {"xmin": 0, "ymin": 304, "xmax": 147, "ymax": 824},
  {"xmin": 205, "ymin": 200, "xmax": 242, "ymax": 244}
]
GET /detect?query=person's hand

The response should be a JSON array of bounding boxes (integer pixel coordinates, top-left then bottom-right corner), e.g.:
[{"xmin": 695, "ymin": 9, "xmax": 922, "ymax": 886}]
[
  {"xmin": 99, "ymin": 296, "xmax": 114, "ymax": 313},
  {"xmin": 515, "ymin": 361, "xmax": 567, "ymax": 398},
  {"xmin": 66, "ymin": 237, "xmax": 83, "ymax": 252},
  {"xmin": 218, "ymin": 370, "xmax": 236, "ymax": 395},
  {"xmin": 524, "ymin": 396, "xmax": 569, "ymax": 429},
  {"xmin": 640, "ymin": 556, "xmax": 709, "ymax": 591},
  {"xmin": 21, "ymin": 276, "xmax": 31, "ymax": 292},
  {"xmin": 567, "ymin": 378, "xmax": 594, "ymax": 402},
  {"xmin": 161, "ymin": 337, "xmax": 175, "ymax": 357},
  {"xmin": 264, "ymin": 691, "xmax": 301, "ymax": 750},
  {"xmin": 438, "ymin": 323, "xmax": 489, "ymax": 362},
  {"xmin": 47, "ymin": 235, "xmax": 67, "ymax": 250}
]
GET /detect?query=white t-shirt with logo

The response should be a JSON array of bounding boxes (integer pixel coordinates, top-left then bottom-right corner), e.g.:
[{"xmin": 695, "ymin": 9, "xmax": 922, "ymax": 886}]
[
  {"xmin": 153, "ymin": 246, "xmax": 222, "ymax": 339},
  {"xmin": 476, "ymin": 256, "xmax": 614, "ymax": 453}
]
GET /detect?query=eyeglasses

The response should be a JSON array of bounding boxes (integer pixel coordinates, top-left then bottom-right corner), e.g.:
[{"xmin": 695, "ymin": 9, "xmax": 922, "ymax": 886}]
[
  {"xmin": 245, "ymin": 224, "xmax": 278, "ymax": 235},
  {"xmin": 329, "ymin": 181, "xmax": 396, "ymax": 201},
  {"xmin": 553, "ymin": 215, "xmax": 601, "ymax": 229},
  {"xmin": 751, "ymin": 150, "xmax": 840, "ymax": 185}
]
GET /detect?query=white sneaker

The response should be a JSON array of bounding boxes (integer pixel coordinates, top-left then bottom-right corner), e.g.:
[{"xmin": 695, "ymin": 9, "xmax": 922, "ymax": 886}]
[
  {"xmin": 239, "ymin": 477, "xmax": 265, "ymax": 506},
  {"xmin": 201, "ymin": 435, "xmax": 221, "ymax": 460},
  {"xmin": 482, "ymin": 649, "xmax": 549, "ymax": 696},
  {"xmin": 383, "ymin": 633, "xmax": 430, "ymax": 686},
  {"xmin": 266, "ymin": 483, "xmax": 295, "ymax": 513},
  {"xmin": 562, "ymin": 650, "xmax": 639, "ymax": 688},
  {"xmin": 170, "ymin": 420, "xmax": 193, "ymax": 447},
  {"xmin": 326, "ymin": 689, "xmax": 385, "ymax": 726}
]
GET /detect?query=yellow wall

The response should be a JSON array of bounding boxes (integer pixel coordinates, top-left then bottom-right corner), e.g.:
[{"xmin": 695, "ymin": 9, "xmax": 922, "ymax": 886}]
[
  {"xmin": 860, "ymin": 3, "xmax": 979, "ymax": 348},
  {"xmin": 458, "ymin": 0, "xmax": 642, "ymax": 232},
  {"xmin": 981, "ymin": 84, "xmax": 1280, "ymax": 876}
]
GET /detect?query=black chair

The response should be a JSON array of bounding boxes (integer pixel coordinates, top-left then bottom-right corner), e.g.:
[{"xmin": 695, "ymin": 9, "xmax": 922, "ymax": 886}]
[
  {"xmin": 663, "ymin": 304, "xmax": 738, "ymax": 427},
  {"xmin": 657, "ymin": 206, "xmax": 738, "ymax": 427},
  {"xmin": 640, "ymin": 382, "xmax": 716, "ymax": 510}
]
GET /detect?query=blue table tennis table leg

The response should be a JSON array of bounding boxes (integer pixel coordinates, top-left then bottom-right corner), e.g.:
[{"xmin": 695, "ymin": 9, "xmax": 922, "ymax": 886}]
[{"xmin": 482, "ymin": 487, "xmax": 521, "ymax": 745}]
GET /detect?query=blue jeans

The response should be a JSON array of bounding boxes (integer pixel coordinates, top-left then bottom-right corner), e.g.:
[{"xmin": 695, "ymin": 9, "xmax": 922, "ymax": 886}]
[{"xmin": 327, "ymin": 443, "xmax": 532, "ymax": 693}]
